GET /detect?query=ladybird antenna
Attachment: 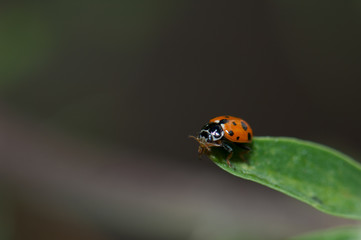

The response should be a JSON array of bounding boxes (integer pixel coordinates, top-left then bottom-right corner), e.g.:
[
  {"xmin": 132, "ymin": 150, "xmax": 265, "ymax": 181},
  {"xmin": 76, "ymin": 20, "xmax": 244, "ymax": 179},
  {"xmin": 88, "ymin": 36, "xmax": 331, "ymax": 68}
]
[
  {"xmin": 189, "ymin": 135, "xmax": 198, "ymax": 140},
  {"xmin": 189, "ymin": 135, "xmax": 203, "ymax": 145}
]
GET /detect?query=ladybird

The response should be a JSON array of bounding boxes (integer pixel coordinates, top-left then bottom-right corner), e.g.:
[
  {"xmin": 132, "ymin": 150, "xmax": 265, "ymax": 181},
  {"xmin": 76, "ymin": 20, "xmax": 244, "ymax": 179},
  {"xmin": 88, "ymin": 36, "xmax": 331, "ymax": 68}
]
[{"xmin": 191, "ymin": 115, "xmax": 253, "ymax": 166}]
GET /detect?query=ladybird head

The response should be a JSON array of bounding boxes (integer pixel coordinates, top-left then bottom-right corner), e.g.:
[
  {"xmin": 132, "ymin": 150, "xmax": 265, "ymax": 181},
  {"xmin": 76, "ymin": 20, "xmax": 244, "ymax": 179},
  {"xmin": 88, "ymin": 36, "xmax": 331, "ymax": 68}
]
[
  {"xmin": 189, "ymin": 122, "xmax": 224, "ymax": 155},
  {"xmin": 198, "ymin": 122, "xmax": 224, "ymax": 143}
]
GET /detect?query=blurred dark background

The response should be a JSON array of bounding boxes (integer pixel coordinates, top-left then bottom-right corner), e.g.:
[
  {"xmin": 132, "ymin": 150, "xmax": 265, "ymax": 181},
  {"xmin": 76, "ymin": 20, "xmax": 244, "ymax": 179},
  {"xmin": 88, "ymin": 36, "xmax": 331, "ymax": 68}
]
[{"xmin": 0, "ymin": 1, "xmax": 360, "ymax": 240}]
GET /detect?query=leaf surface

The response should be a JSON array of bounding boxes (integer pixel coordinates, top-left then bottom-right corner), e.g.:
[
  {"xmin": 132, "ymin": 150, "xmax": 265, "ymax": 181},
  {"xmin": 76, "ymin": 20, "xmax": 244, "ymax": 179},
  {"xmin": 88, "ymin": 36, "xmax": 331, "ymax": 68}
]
[{"xmin": 209, "ymin": 137, "xmax": 361, "ymax": 219}]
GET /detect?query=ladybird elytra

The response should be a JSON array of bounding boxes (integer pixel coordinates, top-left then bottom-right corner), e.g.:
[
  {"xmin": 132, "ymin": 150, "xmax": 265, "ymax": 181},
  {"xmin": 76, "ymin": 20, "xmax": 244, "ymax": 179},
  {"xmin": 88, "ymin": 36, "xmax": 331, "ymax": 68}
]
[{"xmin": 209, "ymin": 115, "xmax": 253, "ymax": 143}]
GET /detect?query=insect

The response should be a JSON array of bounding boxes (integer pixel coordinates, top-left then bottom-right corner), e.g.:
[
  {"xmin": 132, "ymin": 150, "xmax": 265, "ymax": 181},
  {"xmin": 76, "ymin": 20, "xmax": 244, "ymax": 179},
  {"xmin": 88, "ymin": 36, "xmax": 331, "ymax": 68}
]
[{"xmin": 191, "ymin": 115, "xmax": 253, "ymax": 167}]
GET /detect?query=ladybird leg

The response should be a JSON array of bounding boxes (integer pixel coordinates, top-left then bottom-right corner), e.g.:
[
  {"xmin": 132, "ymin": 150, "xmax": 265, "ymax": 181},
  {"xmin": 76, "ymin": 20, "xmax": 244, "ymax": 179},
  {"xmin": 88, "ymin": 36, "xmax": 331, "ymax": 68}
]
[
  {"xmin": 198, "ymin": 146, "xmax": 202, "ymax": 160},
  {"xmin": 237, "ymin": 143, "xmax": 251, "ymax": 163},
  {"xmin": 226, "ymin": 152, "xmax": 234, "ymax": 168},
  {"xmin": 222, "ymin": 143, "xmax": 234, "ymax": 168},
  {"xmin": 198, "ymin": 145, "xmax": 211, "ymax": 159},
  {"xmin": 198, "ymin": 146, "xmax": 207, "ymax": 159},
  {"xmin": 240, "ymin": 144, "xmax": 251, "ymax": 152}
]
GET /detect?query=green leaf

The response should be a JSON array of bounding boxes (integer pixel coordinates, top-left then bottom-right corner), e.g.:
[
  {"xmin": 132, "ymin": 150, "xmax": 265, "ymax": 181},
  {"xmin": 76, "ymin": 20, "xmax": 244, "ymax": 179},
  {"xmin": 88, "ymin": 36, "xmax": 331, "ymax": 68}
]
[
  {"xmin": 208, "ymin": 137, "xmax": 361, "ymax": 219},
  {"xmin": 289, "ymin": 225, "xmax": 361, "ymax": 240}
]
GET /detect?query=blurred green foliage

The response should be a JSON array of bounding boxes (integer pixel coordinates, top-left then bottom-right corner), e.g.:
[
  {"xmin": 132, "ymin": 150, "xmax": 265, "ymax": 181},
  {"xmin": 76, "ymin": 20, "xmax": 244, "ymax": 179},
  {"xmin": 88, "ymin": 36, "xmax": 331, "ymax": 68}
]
[{"xmin": 0, "ymin": 3, "xmax": 55, "ymax": 84}]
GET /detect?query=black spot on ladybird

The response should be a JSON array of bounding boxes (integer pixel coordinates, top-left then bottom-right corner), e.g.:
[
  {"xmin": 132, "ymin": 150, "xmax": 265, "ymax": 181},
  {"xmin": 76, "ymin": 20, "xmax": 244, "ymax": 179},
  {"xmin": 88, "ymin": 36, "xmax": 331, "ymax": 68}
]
[
  {"xmin": 232, "ymin": 121, "xmax": 237, "ymax": 126},
  {"xmin": 236, "ymin": 136, "xmax": 240, "ymax": 140},
  {"xmin": 247, "ymin": 132, "xmax": 251, "ymax": 141},
  {"xmin": 241, "ymin": 121, "xmax": 248, "ymax": 131},
  {"xmin": 228, "ymin": 130, "xmax": 234, "ymax": 136},
  {"xmin": 219, "ymin": 119, "xmax": 229, "ymax": 124},
  {"xmin": 225, "ymin": 115, "xmax": 230, "ymax": 118}
]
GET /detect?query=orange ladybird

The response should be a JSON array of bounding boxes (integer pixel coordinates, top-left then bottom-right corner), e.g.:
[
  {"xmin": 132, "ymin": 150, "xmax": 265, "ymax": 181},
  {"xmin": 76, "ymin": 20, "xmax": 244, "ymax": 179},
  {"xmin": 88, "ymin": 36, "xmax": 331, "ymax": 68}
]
[
  {"xmin": 191, "ymin": 115, "xmax": 253, "ymax": 166},
  {"xmin": 209, "ymin": 115, "xmax": 253, "ymax": 143}
]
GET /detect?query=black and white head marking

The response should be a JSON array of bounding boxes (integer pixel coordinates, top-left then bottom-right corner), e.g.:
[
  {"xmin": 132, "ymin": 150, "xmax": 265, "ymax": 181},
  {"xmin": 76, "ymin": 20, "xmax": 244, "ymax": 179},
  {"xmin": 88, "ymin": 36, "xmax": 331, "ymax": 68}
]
[{"xmin": 198, "ymin": 123, "xmax": 224, "ymax": 143}]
